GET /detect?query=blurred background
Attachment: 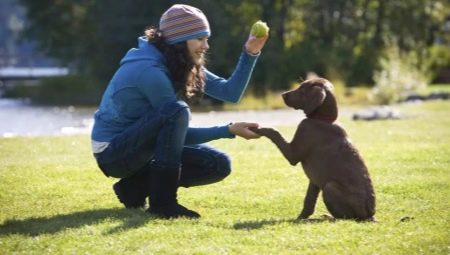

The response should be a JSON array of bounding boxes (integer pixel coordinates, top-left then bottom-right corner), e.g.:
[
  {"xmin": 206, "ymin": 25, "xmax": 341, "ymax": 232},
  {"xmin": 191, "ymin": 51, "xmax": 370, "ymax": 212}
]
[{"xmin": 0, "ymin": 0, "xmax": 449, "ymax": 135}]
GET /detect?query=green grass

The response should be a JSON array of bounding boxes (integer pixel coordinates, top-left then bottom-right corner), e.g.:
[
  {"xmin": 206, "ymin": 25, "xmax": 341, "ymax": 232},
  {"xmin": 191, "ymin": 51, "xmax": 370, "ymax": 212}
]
[{"xmin": 1, "ymin": 101, "xmax": 449, "ymax": 254}]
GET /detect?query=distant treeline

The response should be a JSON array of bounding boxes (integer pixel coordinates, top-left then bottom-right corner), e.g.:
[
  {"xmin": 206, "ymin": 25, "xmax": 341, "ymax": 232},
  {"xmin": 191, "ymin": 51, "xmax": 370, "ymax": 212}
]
[{"xmin": 16, "ymin": 0, "xmax": 450, "ymax": 102}]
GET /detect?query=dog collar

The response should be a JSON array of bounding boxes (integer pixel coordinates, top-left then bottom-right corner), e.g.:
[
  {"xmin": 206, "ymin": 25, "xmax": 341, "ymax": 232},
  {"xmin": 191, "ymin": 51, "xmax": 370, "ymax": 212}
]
[{"xmin": 308, "ymin": 114, "xmax": 337, "ymax": 123}]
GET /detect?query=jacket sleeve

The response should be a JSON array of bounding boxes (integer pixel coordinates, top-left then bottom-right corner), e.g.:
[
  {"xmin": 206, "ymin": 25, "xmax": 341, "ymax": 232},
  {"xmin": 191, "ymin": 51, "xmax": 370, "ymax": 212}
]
[
  {"xmin": 137, "ymin": 64, "xmax": 236, "ymax": 145},
  {"xmin": 204, "ymin": 50, "xmax": 259, "ymax": 103},
  {"xmin": 136, "ymin": 64, "xmax": 177, "ymax": 108},
  {"xmin": 185, "ymin": 125, "xmax": 235, "ymax": 145}
]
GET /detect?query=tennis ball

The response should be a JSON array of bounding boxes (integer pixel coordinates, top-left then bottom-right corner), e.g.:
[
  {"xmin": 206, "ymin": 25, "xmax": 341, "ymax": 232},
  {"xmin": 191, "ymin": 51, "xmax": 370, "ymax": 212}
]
[{"xmin": 250, "ymin": 20, "xmax": 269, "ymax": 37}]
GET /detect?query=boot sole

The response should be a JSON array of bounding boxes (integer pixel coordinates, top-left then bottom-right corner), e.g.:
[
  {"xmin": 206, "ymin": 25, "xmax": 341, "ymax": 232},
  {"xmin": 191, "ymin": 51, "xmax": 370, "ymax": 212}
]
[{"xmin": 147, "ymin": 205, "xmax": 201, "ymax": 219}]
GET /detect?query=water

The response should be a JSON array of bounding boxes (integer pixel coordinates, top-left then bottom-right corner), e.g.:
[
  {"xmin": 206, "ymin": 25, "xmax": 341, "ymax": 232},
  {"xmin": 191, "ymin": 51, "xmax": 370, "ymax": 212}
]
[
  {"xmin": 0, "ymin": 98, "xmax": 94, "ymax": 137},
  {"xmin": 0, "ymin": 98, "xmax": 305, "ymax": 138}
]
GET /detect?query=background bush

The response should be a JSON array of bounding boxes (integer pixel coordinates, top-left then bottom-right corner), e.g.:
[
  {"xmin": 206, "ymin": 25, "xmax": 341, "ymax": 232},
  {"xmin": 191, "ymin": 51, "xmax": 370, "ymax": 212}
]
[
  {"xmin": 370, "ymin": 45, "xmax": 428, "ymax": 104},
  {"xmin": 14, "ymin": 0, "xmax": 449, "ymax": 105},
  {"xmin": 4, "ymin": 75, "xmax": 103, "ymax": 106}
]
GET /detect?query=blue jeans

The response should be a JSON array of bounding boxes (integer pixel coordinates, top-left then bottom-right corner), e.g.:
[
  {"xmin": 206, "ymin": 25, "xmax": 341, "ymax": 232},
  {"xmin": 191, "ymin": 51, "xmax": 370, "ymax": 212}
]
[{"xmin": 94, "ymin": 100, "xmax": 231, "ymax": 187}]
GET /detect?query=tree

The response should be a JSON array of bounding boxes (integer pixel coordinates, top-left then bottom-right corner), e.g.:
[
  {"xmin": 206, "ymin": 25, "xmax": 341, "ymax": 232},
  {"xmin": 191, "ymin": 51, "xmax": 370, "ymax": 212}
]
[
  {"xmin": 19, "ymin": 0, "xmax": 171, "ymax": 82},
  {"xmin": 18, "ymin": 0, "xmax": 450, "ymax": 104}
]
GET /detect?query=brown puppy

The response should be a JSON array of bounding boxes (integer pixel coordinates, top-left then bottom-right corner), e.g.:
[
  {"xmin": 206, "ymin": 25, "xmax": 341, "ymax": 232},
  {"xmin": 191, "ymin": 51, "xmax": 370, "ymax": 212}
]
[{"xmin": 251, "ymin": 78, "xmax": 375, "ymax": 221}]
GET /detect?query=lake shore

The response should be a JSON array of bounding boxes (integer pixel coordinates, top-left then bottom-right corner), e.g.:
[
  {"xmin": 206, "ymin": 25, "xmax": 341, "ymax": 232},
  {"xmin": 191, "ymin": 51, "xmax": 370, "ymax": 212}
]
[{"xmin": 0, "ymin": 98, "xmax": 308, "ymax": 137}]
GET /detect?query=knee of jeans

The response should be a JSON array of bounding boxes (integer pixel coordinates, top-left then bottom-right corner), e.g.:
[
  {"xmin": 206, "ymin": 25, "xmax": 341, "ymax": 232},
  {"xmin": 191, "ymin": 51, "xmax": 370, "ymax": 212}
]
[
  {"xmin": 160, "ymin": 100, "xmax": 190, "ymax": 125},
  {"xmin": 215, "ymin": 152, "xmax": 232, "ymax": 179},
  {"xmin": 160, "ymin": 100, "xmax": 189, "ymax": 115}
]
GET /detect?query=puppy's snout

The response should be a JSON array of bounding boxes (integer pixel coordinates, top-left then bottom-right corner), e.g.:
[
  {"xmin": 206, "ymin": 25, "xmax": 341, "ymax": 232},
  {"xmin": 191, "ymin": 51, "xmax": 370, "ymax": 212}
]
[
  {"xmin": 282, "ymin": 90, "xmax": 303, "ymax": 109},
  {"xmin": 281, "ymin": 92, "xmax": 289, "ymax": 104},
  {"xmin": 282, "ymin": 91, "xmax": 296, "ymax": 108}
]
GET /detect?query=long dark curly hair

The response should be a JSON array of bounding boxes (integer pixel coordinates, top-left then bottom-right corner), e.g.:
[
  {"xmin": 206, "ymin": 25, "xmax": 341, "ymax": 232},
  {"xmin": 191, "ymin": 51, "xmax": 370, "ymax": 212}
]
[{"xmin": 145, "ymin": 27, "xmax": 205, "ymax": 102}]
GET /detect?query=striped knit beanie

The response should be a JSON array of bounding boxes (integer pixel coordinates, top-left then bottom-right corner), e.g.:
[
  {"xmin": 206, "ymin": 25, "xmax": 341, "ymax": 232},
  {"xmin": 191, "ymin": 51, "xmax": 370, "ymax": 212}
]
[{"xmin": 159, "ymin": 4, "xmax": 210, "ymax": 45}]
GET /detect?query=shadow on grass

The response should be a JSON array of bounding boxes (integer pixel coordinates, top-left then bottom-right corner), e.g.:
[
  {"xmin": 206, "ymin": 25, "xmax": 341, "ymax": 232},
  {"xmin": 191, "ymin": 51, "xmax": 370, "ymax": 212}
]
[
  {"xmin": 233, "ymin": 217, "xmax": 334, "ymax": 230},
  {"xmin": 0, "ymin": 208, "xmax": 151, "ymax": 236}
]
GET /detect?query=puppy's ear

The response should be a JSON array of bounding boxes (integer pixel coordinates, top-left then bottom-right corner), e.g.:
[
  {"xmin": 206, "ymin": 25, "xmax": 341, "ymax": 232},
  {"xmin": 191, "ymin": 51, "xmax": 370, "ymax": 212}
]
[{"xmin": 303, "ymin": 85, "xmax": 326, "ymax": 115}]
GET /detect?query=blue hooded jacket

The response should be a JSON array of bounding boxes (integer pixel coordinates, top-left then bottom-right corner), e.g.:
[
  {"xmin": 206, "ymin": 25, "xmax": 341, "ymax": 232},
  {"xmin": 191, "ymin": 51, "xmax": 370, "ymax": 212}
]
[{"xmin": 91, "ymin": 36, "xmax": 259, "ymax": 145}]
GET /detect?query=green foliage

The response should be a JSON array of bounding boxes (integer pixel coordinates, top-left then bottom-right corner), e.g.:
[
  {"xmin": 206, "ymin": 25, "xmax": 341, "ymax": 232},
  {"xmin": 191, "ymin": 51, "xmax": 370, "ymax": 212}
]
[
  {"xmin": 4, "ymin": 75, "xmax": 104, "ymax": 106},
  {"xmin": 0, "ymin": 101, "xmax": 449, "ymax": 254},
  {"xmin": 16, "ymin": 0, "xmax": 450, "ymax": 102},
  {"xmin": 18, "ymin": 0, "xmax": 169, "ymax": 82},
  {"xmin": 370, "ymin": 45, "xmax": 428, "ymax": 104},
  {"xmin": 425, "ymin": 45, "xmax": 450, "ymax": 82}
]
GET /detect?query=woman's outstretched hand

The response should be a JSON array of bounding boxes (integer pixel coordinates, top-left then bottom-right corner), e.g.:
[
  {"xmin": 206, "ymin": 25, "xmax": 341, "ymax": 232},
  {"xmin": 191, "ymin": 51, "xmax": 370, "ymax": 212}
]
[
  {"xmin": 228, "ymin": 122, "xmax": 261, "ymax": 139},
  {"xmin": 244, "ymin": 34, "xmax": 269, "ymax": 55}
]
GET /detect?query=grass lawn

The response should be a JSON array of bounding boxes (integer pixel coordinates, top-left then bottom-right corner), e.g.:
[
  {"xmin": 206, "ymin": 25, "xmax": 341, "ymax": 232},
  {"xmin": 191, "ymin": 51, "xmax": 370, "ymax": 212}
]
[{"xmin": 1, "ymin": 100, "xmax": 449, "ymax": 254}]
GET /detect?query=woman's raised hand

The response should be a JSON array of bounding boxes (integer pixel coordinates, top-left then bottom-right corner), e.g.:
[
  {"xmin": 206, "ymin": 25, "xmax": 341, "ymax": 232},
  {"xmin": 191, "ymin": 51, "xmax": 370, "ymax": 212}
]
[{"xmin": 244, "ymin": 34, "xmax": 269, "ymax": 55}]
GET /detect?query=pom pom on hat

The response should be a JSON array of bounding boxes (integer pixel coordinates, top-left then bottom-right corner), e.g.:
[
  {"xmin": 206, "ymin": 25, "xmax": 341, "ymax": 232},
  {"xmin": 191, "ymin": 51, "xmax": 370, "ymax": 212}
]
[{"xmin": 159, "ymin": 4, "xmax": 210, "ymax": 45}]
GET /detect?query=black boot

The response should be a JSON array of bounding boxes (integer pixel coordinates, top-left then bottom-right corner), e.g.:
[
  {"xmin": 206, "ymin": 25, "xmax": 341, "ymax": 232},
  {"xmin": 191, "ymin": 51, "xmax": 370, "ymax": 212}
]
[
  {"xmin": 147, "ymin": 164, "xmax": 200, "ymax": 219},
  {"xmin": 113, "ymin": 168, "xmax": 150, "ymax": 208}
]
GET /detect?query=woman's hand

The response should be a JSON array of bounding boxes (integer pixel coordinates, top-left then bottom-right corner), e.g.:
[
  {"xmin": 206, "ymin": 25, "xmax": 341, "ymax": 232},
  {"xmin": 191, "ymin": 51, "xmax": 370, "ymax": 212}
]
[
  {"xmin": 244, "ymin": 34, "xmax": 269, "ymax": 55},
  {"xmin": 228, "ymin": 122, "xmax": 261, "ymax": 139}
]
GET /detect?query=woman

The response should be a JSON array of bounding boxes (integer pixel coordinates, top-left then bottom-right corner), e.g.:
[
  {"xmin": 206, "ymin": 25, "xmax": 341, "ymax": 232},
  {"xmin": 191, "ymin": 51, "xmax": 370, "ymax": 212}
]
[{"xmin": 91, "ymin": 4, "xmax": 268, "ymax": 218}]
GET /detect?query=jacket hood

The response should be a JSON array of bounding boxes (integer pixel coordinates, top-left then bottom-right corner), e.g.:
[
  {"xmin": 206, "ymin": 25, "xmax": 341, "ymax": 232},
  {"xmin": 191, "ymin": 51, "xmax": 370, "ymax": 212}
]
[{"xmin": 120, "ymin": 36, "xmax": 165, "ymax": 65}]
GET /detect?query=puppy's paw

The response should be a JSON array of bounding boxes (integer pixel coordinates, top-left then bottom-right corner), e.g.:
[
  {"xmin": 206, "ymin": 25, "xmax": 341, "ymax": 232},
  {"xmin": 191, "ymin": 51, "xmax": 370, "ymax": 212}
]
[
  {"xmin": 320, "ymin": 214, "xmax": 336, "ymax": 221},
  {"xmin": 297, "ymin": 213, "xmax": 310, "ymax": 220},
  {"xmin": 248, "ymin": 126, "xmax": 279, "ymax": 138}
]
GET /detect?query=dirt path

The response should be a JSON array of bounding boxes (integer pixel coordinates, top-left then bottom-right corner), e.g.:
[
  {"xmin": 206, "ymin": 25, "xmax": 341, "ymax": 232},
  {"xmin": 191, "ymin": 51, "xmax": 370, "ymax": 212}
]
[{"xmin": 190, "ymin": 109, "xmax": 304, "ymax": 127}]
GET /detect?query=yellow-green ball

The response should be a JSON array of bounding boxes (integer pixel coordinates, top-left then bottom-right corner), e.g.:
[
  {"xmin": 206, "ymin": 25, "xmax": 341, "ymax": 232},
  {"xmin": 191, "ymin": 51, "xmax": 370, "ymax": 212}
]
[{"xmin": 250, "ymin": 20, "xmax": 269, "ymax": 37}]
